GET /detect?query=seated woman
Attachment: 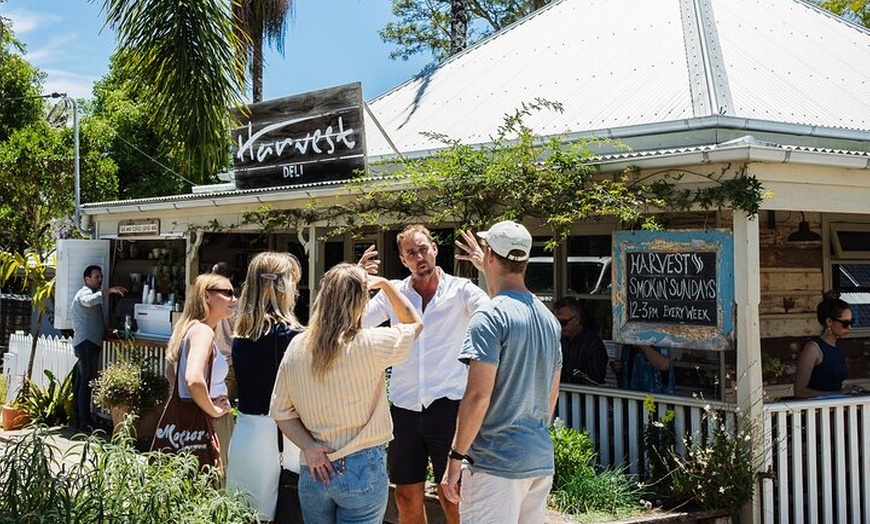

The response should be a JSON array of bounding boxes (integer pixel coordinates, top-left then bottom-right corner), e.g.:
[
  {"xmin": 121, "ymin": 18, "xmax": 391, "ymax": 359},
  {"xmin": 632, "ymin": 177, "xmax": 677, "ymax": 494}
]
[{"xmin": 794, "ymin": 297, "xmax": 862, "ymax": 398}]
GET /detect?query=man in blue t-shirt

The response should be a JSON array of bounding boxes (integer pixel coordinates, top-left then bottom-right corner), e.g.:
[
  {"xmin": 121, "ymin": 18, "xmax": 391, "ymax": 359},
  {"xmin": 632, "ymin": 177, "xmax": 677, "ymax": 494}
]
[{"xmin": 442, "ymin": 221, "xmax": 562, "ymax": 523}]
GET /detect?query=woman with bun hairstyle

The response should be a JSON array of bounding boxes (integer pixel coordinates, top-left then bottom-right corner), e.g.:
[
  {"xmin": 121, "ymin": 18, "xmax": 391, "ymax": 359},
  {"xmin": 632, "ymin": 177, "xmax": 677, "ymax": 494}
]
[
  {"xmin": 227, "ymin": 252, "xmax": 304, "ymax": 521},
  {"xmin": 794, "ymin": 296, "xmax": 861, "ymax": 398}
]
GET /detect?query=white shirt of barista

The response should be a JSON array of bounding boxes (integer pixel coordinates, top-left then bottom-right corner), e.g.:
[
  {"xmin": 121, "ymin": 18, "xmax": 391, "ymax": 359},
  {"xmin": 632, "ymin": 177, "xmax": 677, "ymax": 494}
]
[{"xmin": 362, "ymin": 232, "xmax": 488, "ymax": 411}]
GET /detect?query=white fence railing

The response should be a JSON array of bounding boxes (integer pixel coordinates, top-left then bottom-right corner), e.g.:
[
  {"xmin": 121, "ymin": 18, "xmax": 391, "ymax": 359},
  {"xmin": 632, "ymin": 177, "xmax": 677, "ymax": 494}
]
[
  {"xmin": 762, "ymin": 397, "xmax": 870, "ymax": 524},
  {"xmin": 101, "ymin": 338, "xmax": 167, "ymax": 377},
  {"xmin": 2, "ymin": 332, "xmax": 77, "ymax": 404},
  {"xmin": 557, "ymin": 384, "xmax": 738, "ymax": 474}
]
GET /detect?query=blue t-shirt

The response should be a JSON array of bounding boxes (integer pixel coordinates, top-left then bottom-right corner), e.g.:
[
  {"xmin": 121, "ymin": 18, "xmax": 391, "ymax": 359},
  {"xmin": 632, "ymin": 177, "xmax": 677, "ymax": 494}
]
[
  {"xmin": 458, "ymin": 290, "xmax": 562, "ymax": 479},
  {"xmin": 619, "ymin": 346, "xmax": 676, "ymax": 395}
]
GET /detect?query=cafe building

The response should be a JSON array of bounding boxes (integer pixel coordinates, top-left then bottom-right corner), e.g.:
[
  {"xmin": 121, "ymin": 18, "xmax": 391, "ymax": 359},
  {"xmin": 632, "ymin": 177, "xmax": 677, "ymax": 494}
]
[{"xmin": 61, "ymin": 0, "xmax": 870, "ymax": 521}]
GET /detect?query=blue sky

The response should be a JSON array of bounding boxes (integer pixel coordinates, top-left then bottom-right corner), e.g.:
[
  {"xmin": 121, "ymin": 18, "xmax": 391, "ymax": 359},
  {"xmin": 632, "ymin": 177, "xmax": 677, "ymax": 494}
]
[{"xmin": 4, "ymin": 0, "xmax": 433, "ymax": 102}]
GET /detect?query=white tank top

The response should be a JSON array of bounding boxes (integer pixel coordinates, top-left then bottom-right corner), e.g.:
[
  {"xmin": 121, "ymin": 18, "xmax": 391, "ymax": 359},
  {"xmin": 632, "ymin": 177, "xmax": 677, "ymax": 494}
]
[{"xmin": 175, "ymin": 338, "xmax": 229, "ymax": 399}]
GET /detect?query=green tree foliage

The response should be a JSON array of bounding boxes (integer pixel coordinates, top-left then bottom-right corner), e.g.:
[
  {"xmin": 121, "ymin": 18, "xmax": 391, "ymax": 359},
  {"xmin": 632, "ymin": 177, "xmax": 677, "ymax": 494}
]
[
  {"xmin": 343, "ymin": 100, "xmax": 658, "ymax": 245},
  {"xmin": 816, "ymin": 0, "xmax": 870, "ymax": 27},
  {"xmin": 88, "ymin": 57, "xmax": 188, "ymax": 199},
  {"xmin": 381, "ymin": 0, "xmax": 552, "ymax": 61},
  {"xmin": 233, "ymin": 0, "xmax": 294, "ymax": 103},
  {"xmin": 0, "ymin": 15, "xmax": 44, "ymax": 142},
  {"xmin": 97, "ymin": 0, "xmax": 246, "ymax": 184},
  {"xmin": 0, "ymin": 121, "xmax": 117, "ymax": 254}
]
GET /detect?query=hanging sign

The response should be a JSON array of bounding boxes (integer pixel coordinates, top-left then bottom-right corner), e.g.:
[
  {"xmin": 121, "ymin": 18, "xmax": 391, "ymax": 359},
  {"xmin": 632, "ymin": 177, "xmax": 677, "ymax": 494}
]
[
  {"xmin": 231, "ymin": 83, "xmax": 366, "ymax": 190},
  {"xmin": 612, "ymin": 230, "xmax": 734, "ymax": 351},
  {"xmin": 118, "ymin": 219, "xmax": 160, "ymax": 236}
]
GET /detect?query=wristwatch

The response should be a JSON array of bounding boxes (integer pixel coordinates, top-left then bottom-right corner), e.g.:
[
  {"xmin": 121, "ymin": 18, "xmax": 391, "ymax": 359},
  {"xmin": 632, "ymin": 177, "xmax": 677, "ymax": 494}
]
[{"xmin": 448, "ymin": 447, "xmax": 474, "ymax": 465}]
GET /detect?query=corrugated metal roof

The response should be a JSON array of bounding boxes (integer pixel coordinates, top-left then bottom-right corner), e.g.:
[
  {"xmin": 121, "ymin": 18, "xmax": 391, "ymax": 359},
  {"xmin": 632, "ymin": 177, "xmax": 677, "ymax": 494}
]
[{"xmin": 365, "ymin": 0, "xmax": 870, "ymax": 159}]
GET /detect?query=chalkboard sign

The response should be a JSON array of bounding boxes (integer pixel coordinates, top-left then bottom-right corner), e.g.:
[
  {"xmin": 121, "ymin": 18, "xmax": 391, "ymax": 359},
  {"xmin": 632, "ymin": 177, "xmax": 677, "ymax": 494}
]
[
  {"xmin": 626, "ymin": 251, "xmax": 717, "ymax": 326},
  {"xmin": 231, "ymin": 83, "xmax": 366, "ymax": 190},
  {"xmin": 613, "ymin": 230, "xmax": 734, "ymax": 351}
]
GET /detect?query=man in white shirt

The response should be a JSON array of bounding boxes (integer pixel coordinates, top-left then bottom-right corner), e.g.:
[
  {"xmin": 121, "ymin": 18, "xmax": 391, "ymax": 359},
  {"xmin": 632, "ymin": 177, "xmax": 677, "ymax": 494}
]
[{"xmin": 361, "ymin": 225, "xmax": 488, "ymax": 524}]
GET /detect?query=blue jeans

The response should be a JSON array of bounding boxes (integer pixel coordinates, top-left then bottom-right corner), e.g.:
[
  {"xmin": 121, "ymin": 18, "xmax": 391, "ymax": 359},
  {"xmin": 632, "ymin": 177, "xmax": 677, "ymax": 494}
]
[
  {"xmin": 298, "ymin": 446, "xmax": 389, "ymax": 524},
  {"xmin": 73, "ymin": 340, "xmax": 101, "ymax": 427}
]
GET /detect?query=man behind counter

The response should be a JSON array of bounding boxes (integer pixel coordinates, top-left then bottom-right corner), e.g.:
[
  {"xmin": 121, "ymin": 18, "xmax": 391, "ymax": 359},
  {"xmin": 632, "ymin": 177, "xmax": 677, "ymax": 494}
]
[
  {"xmin": 71, "ymin": 265, "xmax": 126, "ymax": 430},
  {"xmin": 553, "ymin": 296, "xmax": 609, "ymax": 386}
]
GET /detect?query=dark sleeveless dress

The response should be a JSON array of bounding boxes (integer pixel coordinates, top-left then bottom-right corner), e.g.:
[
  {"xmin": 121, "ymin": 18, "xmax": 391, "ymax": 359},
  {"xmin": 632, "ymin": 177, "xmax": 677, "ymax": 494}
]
[{"xmin": 807, "ymin": 336, "xmax": 847, "ymax": 392}]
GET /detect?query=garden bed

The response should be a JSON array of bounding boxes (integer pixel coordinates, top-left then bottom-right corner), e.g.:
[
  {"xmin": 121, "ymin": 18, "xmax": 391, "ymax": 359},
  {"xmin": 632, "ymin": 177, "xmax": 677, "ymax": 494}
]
[{"xmin": 382, "ymin": 484, "xmax": 733, "ymax": 524}]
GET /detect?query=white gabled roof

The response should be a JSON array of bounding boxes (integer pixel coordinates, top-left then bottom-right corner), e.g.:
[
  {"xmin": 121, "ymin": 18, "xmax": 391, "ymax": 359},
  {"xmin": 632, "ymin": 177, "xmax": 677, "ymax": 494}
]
[{"xmin": 364, "ymin": 0, "xmax": 870, "ymax": 159}]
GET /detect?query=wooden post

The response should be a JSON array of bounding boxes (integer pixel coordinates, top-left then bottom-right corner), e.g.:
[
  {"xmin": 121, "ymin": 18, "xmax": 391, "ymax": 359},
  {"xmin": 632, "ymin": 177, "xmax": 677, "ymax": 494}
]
[{"xmin": 733, "ymin": 210, "xmax": 764, "ymax": 524}]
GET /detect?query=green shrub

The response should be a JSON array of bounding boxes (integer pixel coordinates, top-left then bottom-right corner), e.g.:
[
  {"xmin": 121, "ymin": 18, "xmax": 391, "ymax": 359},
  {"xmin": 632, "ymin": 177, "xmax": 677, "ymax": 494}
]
[
  {"xmin": 91, "ymin": 354, "xmax": 168, "ymax": 415},
  {"xmin": 0, "ymin": 424, "xmax": 258, "ymax": 523},
  {"xmin": 20, "ymin": 370, "xmax": 73, "ymax": 426},
  {"xmin": 641, "ymin": 395, "xmax": 679, "ymax": 502},
  {"xmin": 0, "ymin": 374, "xmax": 6, "ymax": 404},
  {"xmin": 549, "ymin": 420, "xmax": 640, "ymax": 518},
  {"xmin": 670, "ymin": 414, "xmax": 755, "ymax": 510}
]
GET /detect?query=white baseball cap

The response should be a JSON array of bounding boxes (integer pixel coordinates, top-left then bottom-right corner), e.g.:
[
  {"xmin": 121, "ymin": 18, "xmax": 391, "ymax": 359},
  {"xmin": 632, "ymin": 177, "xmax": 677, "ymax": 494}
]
[{"xmin": 477, "ymin": 221, "xmax": 532, "ymax": 261}]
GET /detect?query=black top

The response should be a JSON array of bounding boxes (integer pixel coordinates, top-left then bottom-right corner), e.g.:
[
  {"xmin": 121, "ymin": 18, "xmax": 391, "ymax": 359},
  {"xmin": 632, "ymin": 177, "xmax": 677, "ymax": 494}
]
[
  {"xmin": 232, "ymin": 324, "xmax": 301, "ymax": 415},
  {"xmin": 560, "ymin": 328, "xmax": 609, "ymax": 386},
  {"xmin": 807, "ymin": 336, "xmax": 847, "ymax": 392}
]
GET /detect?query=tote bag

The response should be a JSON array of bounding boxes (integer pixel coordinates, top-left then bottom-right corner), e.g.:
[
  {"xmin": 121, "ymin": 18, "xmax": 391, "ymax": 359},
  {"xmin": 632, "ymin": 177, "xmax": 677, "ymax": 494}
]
[{"xmin": 151, "ymin": 343, "xmax": 221, "ymax": 469}]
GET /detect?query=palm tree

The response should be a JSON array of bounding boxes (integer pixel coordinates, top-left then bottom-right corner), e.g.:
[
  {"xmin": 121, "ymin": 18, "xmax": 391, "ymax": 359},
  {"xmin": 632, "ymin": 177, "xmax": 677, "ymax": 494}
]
[
  {"xmin": 233, "ymin": 0, "xmax": 294, "ymax": 103},
  {"xmin": 98, "ymin": 0, "xmax": 246, "ymax": 184}
]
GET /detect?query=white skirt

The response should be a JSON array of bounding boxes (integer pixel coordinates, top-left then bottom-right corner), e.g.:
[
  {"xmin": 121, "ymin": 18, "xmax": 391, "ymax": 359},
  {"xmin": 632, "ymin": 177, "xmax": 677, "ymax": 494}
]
[{"xmin": 227, "ymin": 413, "xmax": 296, "ymax": 520}]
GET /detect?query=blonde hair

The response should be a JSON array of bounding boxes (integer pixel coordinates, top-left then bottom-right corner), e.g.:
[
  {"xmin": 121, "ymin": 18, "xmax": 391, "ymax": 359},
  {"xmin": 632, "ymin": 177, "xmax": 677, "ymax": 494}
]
[
  {"xmin": 305, "ymin": 263, "xmax": 369, "ymax": 379},
  {"xmin": 166, "ymin": 273, "xmax": 231, "ymax": 364},
  {"xmin": 234, "ymin": 251, "xmax": 303, "ymax": 340}
]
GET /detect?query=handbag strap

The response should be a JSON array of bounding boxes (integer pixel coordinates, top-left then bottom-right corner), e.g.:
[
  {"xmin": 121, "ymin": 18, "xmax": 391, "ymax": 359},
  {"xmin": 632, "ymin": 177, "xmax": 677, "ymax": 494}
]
[
  {"xmin": 175, "ymin": 333, "xmax": 215, "ymax": 399},
  {"xmin": 274, "ymin": 332, "xmax": 285, "ymax": 457}
]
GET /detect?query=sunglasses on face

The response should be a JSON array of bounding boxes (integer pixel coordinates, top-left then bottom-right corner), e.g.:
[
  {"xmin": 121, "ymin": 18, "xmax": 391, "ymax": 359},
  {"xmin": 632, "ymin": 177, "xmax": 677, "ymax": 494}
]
[
  {"xmin": 207, "ymin": 288, "xmax": 235, "ymax": 298},
  {"xmin": 557, "ymin": 316, "xmax": 575, "ymax": 327},
  {"xmin": 831, "ymin": 317, "xmax": 854, "ymax": 328}
]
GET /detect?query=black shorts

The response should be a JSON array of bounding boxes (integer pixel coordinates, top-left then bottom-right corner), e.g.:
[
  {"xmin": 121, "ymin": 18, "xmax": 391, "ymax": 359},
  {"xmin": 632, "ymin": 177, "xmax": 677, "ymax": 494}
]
[{"xmin": 388, "ymin": 397, "xmax": 460, "ymax": 485}]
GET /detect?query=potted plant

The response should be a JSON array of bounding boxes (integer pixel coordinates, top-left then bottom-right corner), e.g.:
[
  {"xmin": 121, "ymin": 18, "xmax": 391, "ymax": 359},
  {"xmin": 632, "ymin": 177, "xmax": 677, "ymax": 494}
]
[
  {"xmin": 1, "ymin": 377, "xmax": 32, "ymax": 431},
  {"xmin": 91, "ymin": 354, "xmax": 169, "ymax": 445}
]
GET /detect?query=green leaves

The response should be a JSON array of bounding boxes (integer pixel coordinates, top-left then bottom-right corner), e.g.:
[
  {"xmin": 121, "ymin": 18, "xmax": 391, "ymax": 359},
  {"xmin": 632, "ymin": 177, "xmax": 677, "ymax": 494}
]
[{"xmin": 99, "ymin": 0, "xmax": 245, "ymax": 182}]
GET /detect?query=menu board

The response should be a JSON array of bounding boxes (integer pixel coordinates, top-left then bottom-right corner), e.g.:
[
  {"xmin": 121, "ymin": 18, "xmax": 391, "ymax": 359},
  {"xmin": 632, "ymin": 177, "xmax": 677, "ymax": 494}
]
[
  {"xmin": 626, "ymin": 251, "xmax": 717, "ymax": 326},
  {"xmin": 613, "ymin": 230, "xmax": 734, "ymax": 351}
]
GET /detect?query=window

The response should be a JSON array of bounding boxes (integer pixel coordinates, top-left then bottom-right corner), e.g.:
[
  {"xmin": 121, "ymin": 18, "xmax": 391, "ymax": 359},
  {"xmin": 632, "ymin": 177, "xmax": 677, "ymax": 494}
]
[
  {"xmin": 526, "ymin": 234, "xmax": 614, "ymax": 338},
  {"xmin": 828, "ymin": 221, "xmax": 870, "ymax": 329}
]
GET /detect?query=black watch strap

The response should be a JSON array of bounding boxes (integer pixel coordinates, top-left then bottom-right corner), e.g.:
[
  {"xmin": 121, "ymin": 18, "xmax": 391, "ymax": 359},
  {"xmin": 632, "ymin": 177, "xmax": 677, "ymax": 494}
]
[{"xmin": 448, "ymin": 447, "xmax": 474, "ymax": 465}]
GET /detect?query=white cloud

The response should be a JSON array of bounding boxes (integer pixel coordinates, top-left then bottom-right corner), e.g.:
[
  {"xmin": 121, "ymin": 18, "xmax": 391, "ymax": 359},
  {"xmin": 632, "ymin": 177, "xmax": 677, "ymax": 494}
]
[
  {"xmin": 5, "ymin": 9, "xmax": 59, "ymax": 35},
  {"xmin": 41, "ymin": 69, "xmax": 97, "ymax": 100}
]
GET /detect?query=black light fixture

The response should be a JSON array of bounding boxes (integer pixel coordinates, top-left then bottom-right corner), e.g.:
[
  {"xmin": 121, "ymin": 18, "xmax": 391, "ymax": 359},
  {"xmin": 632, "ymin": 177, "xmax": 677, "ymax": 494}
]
[{"xmin": 787, "ymin": 212, "xmax": 822, "ymax": 242}]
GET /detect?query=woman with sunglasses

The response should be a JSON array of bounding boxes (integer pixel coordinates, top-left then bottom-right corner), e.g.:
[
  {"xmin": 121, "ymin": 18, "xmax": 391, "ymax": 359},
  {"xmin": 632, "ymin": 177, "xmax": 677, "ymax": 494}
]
[
  {"xmin": 794, "ymin": 297, "xmax": 862, "ymax": 398},
  {"xmin": 163, "ymin": 273, "xmax": 237, "ymax": 478}
]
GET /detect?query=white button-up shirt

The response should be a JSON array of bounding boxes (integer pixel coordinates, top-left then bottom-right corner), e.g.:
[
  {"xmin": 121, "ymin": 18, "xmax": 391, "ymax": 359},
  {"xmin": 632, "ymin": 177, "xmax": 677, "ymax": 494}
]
[{"xmin": 363, "ymin": 269, "xmax": 489, "ymax": 411}]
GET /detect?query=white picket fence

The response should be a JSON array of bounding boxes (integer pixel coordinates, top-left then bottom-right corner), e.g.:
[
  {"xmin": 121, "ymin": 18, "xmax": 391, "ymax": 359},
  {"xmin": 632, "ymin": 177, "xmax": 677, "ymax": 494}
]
[
  {"xmin": 559, "ymin": 385, "xmax": 870, "ymax": 524},
  {"xmin": 762, "ymin": 396, "xmax": 870, "ymax": 524},
  {"xmin": 2, "ymin": 332, "xmax": 78, "ymax": 403},
  {"xmin": 556, "ymin": 383, "xmax": 738, "ymax": 474}
]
